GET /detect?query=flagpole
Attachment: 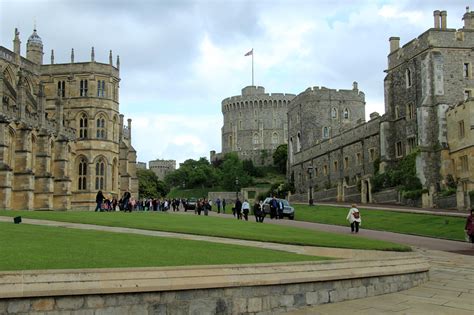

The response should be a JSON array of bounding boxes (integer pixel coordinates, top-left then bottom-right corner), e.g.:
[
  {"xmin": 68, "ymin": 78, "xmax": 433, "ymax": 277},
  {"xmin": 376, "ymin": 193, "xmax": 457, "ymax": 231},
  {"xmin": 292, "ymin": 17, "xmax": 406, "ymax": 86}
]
[{"xmin": 252, "ymin": 49, "xmax": 254, "ymax": 86}]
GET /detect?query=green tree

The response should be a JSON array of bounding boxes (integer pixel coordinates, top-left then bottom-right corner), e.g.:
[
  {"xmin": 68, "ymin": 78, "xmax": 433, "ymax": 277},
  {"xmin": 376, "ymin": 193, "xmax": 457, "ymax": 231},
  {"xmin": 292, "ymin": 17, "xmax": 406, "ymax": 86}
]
[
  {"xmin": 137, "ymin": 169, "xmax": 169, "ymax": 198},
  {"xmin": 273, "ymin": 144, "xmax": 288, "ymax": 174},
  {"xmin": 218, "ymin": 153, "xmax": 252, "ymax": 190},
  {"xmin": 165, "ymin": 157, "xmax": 218, "ymax": 189}
]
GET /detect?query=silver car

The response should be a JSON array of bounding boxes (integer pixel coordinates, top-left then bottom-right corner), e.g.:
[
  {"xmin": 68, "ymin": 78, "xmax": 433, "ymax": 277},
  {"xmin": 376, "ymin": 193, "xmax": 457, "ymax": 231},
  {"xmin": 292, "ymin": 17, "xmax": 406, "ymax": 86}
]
[{"xmin": 262, "ymin": 197, "xmax": 295, "ymax": 220}]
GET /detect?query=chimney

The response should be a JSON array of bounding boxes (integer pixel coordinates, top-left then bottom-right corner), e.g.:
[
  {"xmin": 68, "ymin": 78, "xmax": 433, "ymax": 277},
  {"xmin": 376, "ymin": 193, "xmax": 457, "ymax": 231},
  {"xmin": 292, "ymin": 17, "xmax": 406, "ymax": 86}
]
[
  {"xmin": 51, "ymin": 49, "xmax": 54, "ymax": 64},
  {"xmin": 463, "ymin": 7, "xmax": 474, "ymax": 29},
  {"xmin": 389, "ymin": 37, "xmax": 400, "ymax": 53},
  {"xmin": 71, "ymin": 48, "xmax": 74, "ymax": 63},
  {"xmin": 127, "ymin": 118, "xmax": 132, "ymax": 142},
  {"xmin": 109, "ymin": 50, "xmax": 113, "ymax": 65},
  {"xmin": 91, "ymin": 46, "xmax": 95, "ymax": 62},
  {"xmin": 352, "ymin": 81, "xmax": 358, "ymax": 91},
  {"xmin": 440, "ymin": 11, "xmax": 447, "ymax": 29},
  {"xmin": 434, "ymin": 10, "xmax": 441, "ymax": 28}
]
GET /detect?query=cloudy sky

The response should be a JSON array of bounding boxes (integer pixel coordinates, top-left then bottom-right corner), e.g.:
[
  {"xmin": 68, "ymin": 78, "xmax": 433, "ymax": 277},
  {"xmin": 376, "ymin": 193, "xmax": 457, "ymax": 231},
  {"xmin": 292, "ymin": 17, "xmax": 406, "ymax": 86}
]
[{"xmin": 0, "ymin": 0, "xmax": 468, "ymax": 165}]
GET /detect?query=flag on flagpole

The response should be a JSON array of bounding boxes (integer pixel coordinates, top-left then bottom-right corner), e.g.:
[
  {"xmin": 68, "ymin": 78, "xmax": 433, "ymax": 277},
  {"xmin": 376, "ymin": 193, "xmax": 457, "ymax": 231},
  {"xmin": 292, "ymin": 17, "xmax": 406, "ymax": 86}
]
[{"xmin": 244, "ymin": 49, "xmax": 253, "ymax": 56}]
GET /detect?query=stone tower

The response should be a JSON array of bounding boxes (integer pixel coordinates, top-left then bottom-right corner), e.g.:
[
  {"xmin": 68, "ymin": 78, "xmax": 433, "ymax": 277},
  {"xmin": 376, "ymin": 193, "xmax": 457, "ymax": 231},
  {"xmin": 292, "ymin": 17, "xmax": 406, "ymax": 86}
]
[
  {"xmin": 219, "ymin": 86, "xmax": 295, "ymax": 166},
  {"xmin": 26, "ymin": 29, "xmax": 43, "ymax": 65}
]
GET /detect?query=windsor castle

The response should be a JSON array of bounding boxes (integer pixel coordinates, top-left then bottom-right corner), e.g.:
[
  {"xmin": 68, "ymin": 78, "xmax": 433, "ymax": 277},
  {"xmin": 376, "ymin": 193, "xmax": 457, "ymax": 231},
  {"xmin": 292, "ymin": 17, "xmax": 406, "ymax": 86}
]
[
  {"xmin": 0, "ymin": 28, "xmax": 138, "ymax": 210},
  {"xmin": 214, "ymin": 8, "xmax": 474, "ymax": 210}
]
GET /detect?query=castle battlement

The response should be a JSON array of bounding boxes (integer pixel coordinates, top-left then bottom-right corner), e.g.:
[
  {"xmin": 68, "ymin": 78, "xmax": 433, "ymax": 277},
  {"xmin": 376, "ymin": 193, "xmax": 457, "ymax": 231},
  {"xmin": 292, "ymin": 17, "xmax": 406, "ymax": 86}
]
[{"xmin": 387, "ymin": 8, "xmax": 474, "ymax": 70}]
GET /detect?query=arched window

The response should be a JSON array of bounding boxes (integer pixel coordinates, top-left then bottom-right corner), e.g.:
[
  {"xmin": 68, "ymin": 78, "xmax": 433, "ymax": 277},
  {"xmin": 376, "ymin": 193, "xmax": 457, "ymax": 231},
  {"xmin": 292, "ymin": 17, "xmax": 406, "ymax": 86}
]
[
  {"xmin": 79, "ymin": 114, "xmax": 88, "ymax": 139},
  {"xmin": 331, "ymin": 108, "xmax": 337, "ymax": 119},
  {"xmin": 96, "ymin": 116, "xmax": 106, "ymax": 139},
  {"xmin": 323, "ymin": 127, "xmax": 330, "ymax": 139},
  {"xmin": 78, "ymin": 158, "xmax": 87, "ymax": 190},
  {"xmin": 253, "ymin": 133, "xmax": 259, "ymax": 145},
  {"xmin": 272, "ymin": 132, "xmax": 279, "ymax": 145},
  {"xmin": 229, "ymin": 135, "xmax": 233, "ymax": 149},
  {"xmin": 95, "ymin": 158, "xmax": 106, "ymax": 190},
  {"xmin": 343, "ymin": 108, "xmax": 349, "ymax": 119},
  {"xmin": 6, "ymin": 130, "xmax": 15, "ymax": 168}
]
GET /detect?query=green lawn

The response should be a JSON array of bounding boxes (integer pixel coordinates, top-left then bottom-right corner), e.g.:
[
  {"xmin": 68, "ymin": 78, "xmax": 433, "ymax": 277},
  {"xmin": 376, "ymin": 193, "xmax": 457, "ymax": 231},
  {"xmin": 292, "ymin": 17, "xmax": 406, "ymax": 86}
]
[
  {"xmin": 0, "ymin": 211, "xmax": 409, "ymax": 251},
  {"xmin": 295, "ymin": 205, "xmax": 466, "ymax": 241},
  {"xmin": 0, "ymin": 222, "xmax": 327, "ymax": 271}
]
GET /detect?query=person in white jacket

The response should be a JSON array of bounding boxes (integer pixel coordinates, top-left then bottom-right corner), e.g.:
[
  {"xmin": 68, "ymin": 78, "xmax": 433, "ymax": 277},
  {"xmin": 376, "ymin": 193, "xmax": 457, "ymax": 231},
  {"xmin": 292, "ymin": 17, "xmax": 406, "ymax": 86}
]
[{"xmin": 346, "ymin": 204, "xmax": 361, "ymax": 233}]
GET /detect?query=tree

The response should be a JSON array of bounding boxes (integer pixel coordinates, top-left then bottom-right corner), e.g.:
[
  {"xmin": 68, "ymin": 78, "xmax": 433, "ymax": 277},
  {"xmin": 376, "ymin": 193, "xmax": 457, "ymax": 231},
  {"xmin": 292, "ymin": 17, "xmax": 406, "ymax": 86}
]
[
  {"xmin": 273, "ymin": 144, "xmax": 288, "ymax": 174},
  {"xmin": 137, "ymin": 169, "xmax": 169, "ymax": 198},
  {"xmin": 218, "ymin": 153, "xmax": 252, "ymax": 190},
  {"xmin": 164, "ymin": 157, "xmax": 218, "ymax": 189}
]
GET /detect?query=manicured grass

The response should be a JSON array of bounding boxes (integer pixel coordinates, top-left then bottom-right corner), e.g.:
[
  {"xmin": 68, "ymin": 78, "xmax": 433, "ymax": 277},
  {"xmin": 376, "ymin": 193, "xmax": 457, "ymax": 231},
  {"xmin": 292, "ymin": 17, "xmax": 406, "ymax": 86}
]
[
  {"xmin": 294, "ymin": 205, "xmax": 466, "ymax": 241},
  {"xmin": 0, "ymin": 211, "xmax": 409, "ymax": 251},
  {"xmin": 0, "ymin": 222, "xmax": 327, "ymax": 271}
]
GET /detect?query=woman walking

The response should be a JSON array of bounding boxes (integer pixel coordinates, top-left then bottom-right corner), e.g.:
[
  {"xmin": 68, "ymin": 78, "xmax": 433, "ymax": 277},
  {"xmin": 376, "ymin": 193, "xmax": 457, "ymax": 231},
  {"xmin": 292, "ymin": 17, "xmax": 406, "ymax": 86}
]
[{"xmin": 346, "ymin": 204, "xmax": 361, "ymax": 233}]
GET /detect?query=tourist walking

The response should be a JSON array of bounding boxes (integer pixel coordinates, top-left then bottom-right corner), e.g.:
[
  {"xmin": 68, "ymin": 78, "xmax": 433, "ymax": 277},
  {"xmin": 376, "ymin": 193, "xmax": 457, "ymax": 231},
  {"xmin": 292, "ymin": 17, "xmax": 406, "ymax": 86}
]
[
  {"xmin": 253, "ymin": 200, "xmax": 264, "ymax": 223},
  {"xmin": 222, "ymin": 198, "xmax": 226, "ymax": 213},
  {"xmin": 216, "ymin": 198, "xmax": 221, "ymax": 213},
  {"xmin": 270, "ymin": 196, "xmax": 278, "ymax": 219},
  {"xmin": 346, "ymin": 204, "xmax": 361, "ymax": 233},
  {"xmin": 465, "ymin": 208, "xmax": 474, "ymax": 244},
  {"xmin": 242, "ymin": 199, "xmax": 250, "ymax": 221},
  {"xmin": 235, "ymin": 198, "xmax": 242, "ymax": 220},
  {"xmin": 95, "ymin": 190, "xmax": 105, "ymax": 212}
]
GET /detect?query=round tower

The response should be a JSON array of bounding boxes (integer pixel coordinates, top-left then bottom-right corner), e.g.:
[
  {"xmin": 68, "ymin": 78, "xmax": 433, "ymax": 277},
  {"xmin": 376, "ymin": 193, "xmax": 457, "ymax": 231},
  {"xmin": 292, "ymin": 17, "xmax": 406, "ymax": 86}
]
[
  {"xmin": 221, "ymin": 86, "xmax": 295, "ymax": 166},
  {"xmin": 26, "ymin": 28, "xmax": 43, "ymax": 65}
]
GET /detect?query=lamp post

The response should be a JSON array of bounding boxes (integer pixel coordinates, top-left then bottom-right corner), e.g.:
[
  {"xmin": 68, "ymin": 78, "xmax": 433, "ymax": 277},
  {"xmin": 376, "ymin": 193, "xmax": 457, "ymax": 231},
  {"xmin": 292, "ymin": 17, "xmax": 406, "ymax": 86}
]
[
  {"xmin": 307, "ymin": 166, "xmax": 314, "ymax": 206},
  {"xmin": 235, "ymin": 177, "xmax": 239, "ymax": 201}
]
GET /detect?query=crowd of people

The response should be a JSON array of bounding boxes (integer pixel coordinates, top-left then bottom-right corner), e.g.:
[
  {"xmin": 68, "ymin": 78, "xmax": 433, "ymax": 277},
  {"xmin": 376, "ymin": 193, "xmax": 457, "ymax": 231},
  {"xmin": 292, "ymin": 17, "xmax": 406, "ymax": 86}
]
[{"xmin": 93, "ymin": 190, "xmax": 474, "ymax": 244}]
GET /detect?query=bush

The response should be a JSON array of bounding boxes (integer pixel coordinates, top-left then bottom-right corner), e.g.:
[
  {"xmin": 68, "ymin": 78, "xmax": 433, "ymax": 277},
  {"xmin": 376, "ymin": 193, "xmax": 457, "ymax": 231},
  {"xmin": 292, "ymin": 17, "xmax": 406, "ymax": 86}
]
[
  {"xmin": 439, "ymin": 187, "xmax": 456, "ymax": 197},
  {"xmin": 372, "ymin": 151, "xmax": 421, "ymax": 193},
  {"xmin": 402, "ymin": 189, "xmax": 423, "ymax": 200}
]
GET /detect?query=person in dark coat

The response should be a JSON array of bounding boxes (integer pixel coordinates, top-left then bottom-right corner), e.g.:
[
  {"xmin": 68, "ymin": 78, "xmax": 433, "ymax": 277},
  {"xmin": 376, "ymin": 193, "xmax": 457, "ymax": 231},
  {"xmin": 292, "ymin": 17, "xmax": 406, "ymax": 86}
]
[
  {"xmin": 235, "ymin": 198, "xmax": 242, "ymax": 220},
  {"xmin": 270, "ymin": 196, "xmax": 278, "ymax": 219},
  {"xmin": 95, "ymin": 190, "xmax": 105, "ymax": 212},
  {"xmin": 222, "ymin": 199, "xmax": 226, "ymax": 213},
  {"xmin": 465, "ymin": 208, "xmax": 474, "ymax": 244}
]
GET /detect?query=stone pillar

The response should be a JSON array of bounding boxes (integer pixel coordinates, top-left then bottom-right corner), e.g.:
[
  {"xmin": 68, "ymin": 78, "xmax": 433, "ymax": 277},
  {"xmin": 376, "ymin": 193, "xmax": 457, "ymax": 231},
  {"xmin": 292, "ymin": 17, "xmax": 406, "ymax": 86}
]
[
  {"xmin": 34, "ymin": 132, "xmax": 54, "ymax": 209},
  {"xmin": 53, "ymin": 137, "xmax": 71, "ymax": 210},
  {"xmin": 0, "ymin": 118, "xmax": 13, "ymax": 209},
  {"xmin": 11, "ymin": 126, "xmax": 34, "ymax": 210}
]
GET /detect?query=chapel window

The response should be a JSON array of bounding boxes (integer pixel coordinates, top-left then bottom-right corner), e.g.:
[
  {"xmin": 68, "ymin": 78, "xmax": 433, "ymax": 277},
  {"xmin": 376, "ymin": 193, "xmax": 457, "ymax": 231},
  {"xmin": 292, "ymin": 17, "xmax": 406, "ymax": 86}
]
[
  {"xmin": 405, "ymin": 69, "xmax": 412, "ymax": 88},
  {"xmin": 57, "ymin": 80, "xmax": 65, "ymax": 98},
  {"xmin": 95, "ymin": 158, "xmax": 106, "ymax": 190},
  {"xmin": 80, "ymin": 79, "xmax": 88, "ymax": 97},
  {"xmin": 331, "ymin": 108, "xmax": 337, "ymax": 119},
  {"xmin": 79, "ymin": 114, "xmax": 88, "ymax": 139},
  {"xmin": 96, "ymin": 116, "xmax": 106, "ymax": 139},
  {"xmin": 343, "ymin": 108, "xmax": 349, "ymax": 119},
  {"xmin": 78, "ymin": 158, "xmax": 87, "ymax": 190},
  {"xmin": 97, "ymin": 80, "xmax": 106, "ymax": 97}
]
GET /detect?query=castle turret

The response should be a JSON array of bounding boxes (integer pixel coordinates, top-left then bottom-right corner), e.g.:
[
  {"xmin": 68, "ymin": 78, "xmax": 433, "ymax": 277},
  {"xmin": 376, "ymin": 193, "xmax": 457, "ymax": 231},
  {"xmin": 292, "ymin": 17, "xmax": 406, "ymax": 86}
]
[
  {"xmin": 26, "ymin": 28, "xmax": 43, "ymax": 65},
  {"xmin": 463, "ymin": 7, "xmax": 474, "ymax": 29}
]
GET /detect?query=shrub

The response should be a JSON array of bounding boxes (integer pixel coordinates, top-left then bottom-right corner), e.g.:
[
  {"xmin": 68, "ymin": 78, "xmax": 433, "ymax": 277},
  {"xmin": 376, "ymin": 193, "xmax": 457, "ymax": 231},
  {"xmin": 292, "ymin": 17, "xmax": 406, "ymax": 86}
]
[
  {"xmin": 402, "ymin": 189, "xmax": 423, "ymax": 200},
  {"xmin": 439, "ymin": 187, "xmax": 456, "ymax": 197}
]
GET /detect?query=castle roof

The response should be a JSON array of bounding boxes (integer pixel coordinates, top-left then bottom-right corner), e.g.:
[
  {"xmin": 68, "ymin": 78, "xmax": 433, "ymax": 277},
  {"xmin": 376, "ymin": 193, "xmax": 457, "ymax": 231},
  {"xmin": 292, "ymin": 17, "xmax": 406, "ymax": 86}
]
[{"xmin": 27, "ymin": 29, "xmax": 42, "ymax": 46}]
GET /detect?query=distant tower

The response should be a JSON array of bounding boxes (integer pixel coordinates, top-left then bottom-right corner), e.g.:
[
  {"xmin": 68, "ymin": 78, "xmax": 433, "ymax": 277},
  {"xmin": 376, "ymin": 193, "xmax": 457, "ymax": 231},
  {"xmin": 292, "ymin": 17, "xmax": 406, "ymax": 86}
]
[{"xmin": 26, "ymin": 28, "xmax": 43, "ymax": 65}]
